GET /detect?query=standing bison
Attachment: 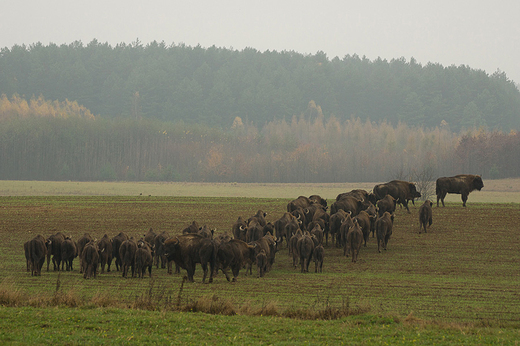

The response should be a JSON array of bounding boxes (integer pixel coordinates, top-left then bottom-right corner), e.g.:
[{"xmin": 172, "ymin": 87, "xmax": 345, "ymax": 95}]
[
  {"xmin": 373, "ymin": 180, "xmax": 421, "ymax": 213},
  {"xmin": 27, "ymin": 235, "xmax": 47, "ymax": 276},
  {"xmin": 162, "ymin": 233, "xmax": 217, "ymax": 283},
  {"xmin": 436, "ymin": 174, "xmax": 484, "ymax": 207},
  {"xmin": 81, "ymin": 240, "xmax": 100, "ymax": 279},
  {"xmin": 376, "ymin": 212, "xmax": 394, "ymax": 253},
  {"xmin": 61, "ymin": 236, "xmax": 77, "ymax": 271},
  {"xmin": 216, "ymin": 238, "xmax": 256, "ymax": 282},
  {"xmin": 346, "ymin": 219, "xmax": 363, "ymax": 263},
  {"xmin": 119, "ymin": 237, "xmax": 138, "ymax": 278},
  {"xmin": 419, "ymin": 200, "xmax": 433, "ymax": 233},
  {"xmin": 135, "ymin": 239, "xmax": 153, "ymax": 278}
]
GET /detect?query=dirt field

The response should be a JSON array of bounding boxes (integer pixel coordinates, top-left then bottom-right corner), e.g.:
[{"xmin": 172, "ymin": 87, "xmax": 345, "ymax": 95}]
[{"xmin": 1, "ymin": 194, "xmax": 519, "ymax": 325}]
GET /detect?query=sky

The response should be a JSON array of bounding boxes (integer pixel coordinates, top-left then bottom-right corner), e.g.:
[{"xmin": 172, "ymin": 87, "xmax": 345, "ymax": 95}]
[{"xmin": 2, "ymin": 1, "xmax": 520, "ymax": 85}]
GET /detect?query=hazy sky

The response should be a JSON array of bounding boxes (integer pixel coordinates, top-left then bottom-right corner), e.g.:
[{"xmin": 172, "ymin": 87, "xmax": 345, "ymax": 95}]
[{"xmin": 2, "ymin": 1, "xmax": 519, "ymax": 84}]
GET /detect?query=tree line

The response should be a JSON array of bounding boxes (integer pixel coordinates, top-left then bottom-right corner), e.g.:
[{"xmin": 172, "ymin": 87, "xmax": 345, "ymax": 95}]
[
  {"xmin": 2, "ymin": 95, "xmax": 517, "ymax": 183},
  {"xmin": 1, "ymin": 40, "xmax": 520, "ymax": 132}
]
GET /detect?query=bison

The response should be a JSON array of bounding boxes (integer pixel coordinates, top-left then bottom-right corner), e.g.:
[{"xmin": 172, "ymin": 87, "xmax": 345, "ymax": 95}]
[
  {"xmin": 376, "ymin": 212, "xmax": 394, "ymax": 253},
  {"xmin": 119, "ymin": 237, "xmax": 138, "ymax": 278},
  {"xmin": 97, "ymin": 234, "xmax": 113, "ymax": 273},
  {"xmin": 77, "ymin": 233, "xmax": 93, "ymax": 273},
  {"xmin": 27, "ymin": 235, "xmax": 47, "ymax": 276},
  {"xmin": 46, "ymin": 231, "xmax": 65, "ymax": 271},
  {"xmin": 162, "ymin": 233, "xmax": 217, "ymax": 283},
  {"xmin": 373, "ymin": 180, "xmax": 421, "ymax": 213},
  {"xmin": 144, "ymin": 228, "xmax": 157, "ymax": 245},
  {"xmin": 289, "ymin": 229, "xmax": 303, "ymax": 268},
  {"xmin": 436, "ymin": 174, "xmax": 484, "ymax": 207},
  {"xmin": 81, "ymin": 240, "xmax": 100, "ymax": 279},
  {"xmin": 376, "ymin": 194, "xmax": 396, "ymax": 217},
  {"xmin": 182, "ymin": 221, "xmax": 201, "ymax": 234},
  {"xmin": 297, "ymin": 231, "xmax": 315, "ymax": 273},
  {"xmin": 346, "ymin": 219, "xmax": 363, "ymax": 263},
  {"xmin": 419, "ymin": 200, "xmax": 433, "ymax": 233},
  {"xmin": 154, "ymin": 231, "xmax": 170, "ymax": 269},
  {"xmin": 330, "ymin": 196, "xmax": 364, "ymax": 216},
  {"xmin": 61, "ymin": 236, "xmax": 77, "ymax": 271},
  {"xmin": 216, "ymin": 238, "xmax": 256, "ymax": 282},
  {"xmin": 256, "ymin": 249, "xmax": 268, "ymax": 278},
  {"xmin": 232, "ymin": 216, "xmax": 248, "ymax": 241},
  {"xmin": 111, "ymin": 232, "xmax": 129, "ymax": 272},
  {"xmin": 354, "ymin": 210, "xmax": 372, "ymax": 247},
  {"xmin": 329, "ymin": 209, "xmax": 348, "ymax": 247},
  {"xmin": 135, "ymin": 239, "xmax": 153, "ymax": 278}
]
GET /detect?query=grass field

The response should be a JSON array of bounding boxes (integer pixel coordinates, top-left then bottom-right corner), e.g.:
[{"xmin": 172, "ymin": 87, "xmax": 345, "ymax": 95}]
[{"xmin": 1, "ymin": 181, "xmax": 520, "ymax": 344}]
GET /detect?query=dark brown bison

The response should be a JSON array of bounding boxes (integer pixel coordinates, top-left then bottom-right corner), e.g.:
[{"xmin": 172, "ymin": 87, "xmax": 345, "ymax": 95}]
[
  {"xmin": 216, "ymin": 238, "xmax": 256, "ymax": 282},
  {"xmin": 330, "ymin": 196, "xmax": 364, "ymax": 216},
  {"xmin": 163, "ymin": 233, "xmax": 217, "ymax": 283},
  {"xmin": 248, "ymin": 210, "xmax": 267, "ymax": 227},
  {"xmin": 46, "ymin": 231, "xmax": 65, "ymax": 271},
  {"xmin": 419, "ymin": 200, "xmax": 433, "ymax": 233},
  {"xmin": 249, "ymin": 234, "xmax": 276, "ymax": 275},
  {"xmin": 309, "ymin": 194, "xmax": 328, "ymax": 208},
  {"xmin": 112, "ymin": 232, "xmax": 129, "ymax": 271},
  {"xmin": 232, "ymin": 216, "xmax": 247, "ymax": 241},
  {"xmin": 61, "ymin": 236, "xmax": 77, "ymax": 271},
  {"xmin": 289, "ymin": 229, "xmax": 303, "ymax": 268},
  {"xmin": 309, "ymin": 223, "xmax": 324, "ymax": 245},
  {"xmin": 135, "ymin": 239, "xmax": 153, "ymax": 278},
  {"xmin": 97, "ymin": 234, "xmax": 113, "ymax": 273},
  {"xmin": 119, "ymin": 237, "xmax": 138, "ymax": 278},
  {"xmin": 154, "ymin": 231, "xmax": 170, "ymax": 269},
  {"xmin": 198, "ymin": 225, "xmax": 214, "ymax": 239},
  {"xmin": 376, "ymin": 194, "xmax": 396, "ymax": 217},
  {"xmin": 346, "ymin": 219, "xmax": 363, "ymax": 263},
  {"xmin": 256, "ymin": 249, "xmax": 268, "ymax": 278},
  {"xmin": 182, "ymin": 221, "xmax": 201, "ymax": 234},
  {"xmin": 313, "ymin": 244, "xmax": 324, "ymax": 273},
  {"xmin": 354, "ymin": 210, "xmax": 372, "ymax": 247},
  {"xmin": 246, "ymin": 217, "xmax": 264, "ymax": 243},
  {"xmin": 77, "ymin": 233, "xmax": 93, "ymax": 273},
  {"xmin": 373, "ymin": 180, "xmax": 421, "ymax": 213},
  {"xmin": 329, "ymin": 209, "xmax": 348, "ymax": 247},
  {"xmin": 436, "ymin": 174, "xmax": 484, "ymax": 207},
  {"xmin": 81, "ymin": 240, "xmax": 100, "ymax": 279},
  {"xmin": 27, "ymin": 235, "xmax": 47, "ymax": 276},
  {"xmin": 287, "ymin": 196, "xmax": 314, "ymax": 212},
  {"xmin": 336, "ymin": 189, "xmax": 375, "ymax": 205},
  {"xmin": 340, "ymin": 214, "xmax": 354, "ymax": 255},
  {"xmin": 376, "ymin": 212, "xmax": 394, "ymax": 253},
  {"xmin": 144, "ymin": 228, "xmax": 157, "ymax": 245},
  {"xmin": 297, "ymin": 231, "xmax": 315, "ymax": 273}
]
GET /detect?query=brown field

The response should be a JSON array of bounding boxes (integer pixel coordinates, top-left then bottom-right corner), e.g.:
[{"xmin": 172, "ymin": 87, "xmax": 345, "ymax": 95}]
[{"xmin": 1, "ymin": 191, "xmax": 520, "ymax": 325}]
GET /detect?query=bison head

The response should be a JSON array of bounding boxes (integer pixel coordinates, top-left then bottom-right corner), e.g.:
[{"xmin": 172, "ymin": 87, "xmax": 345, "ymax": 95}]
[{"xmin": 473, "ymin": 175, "xmax": 484, "ymax": 191}]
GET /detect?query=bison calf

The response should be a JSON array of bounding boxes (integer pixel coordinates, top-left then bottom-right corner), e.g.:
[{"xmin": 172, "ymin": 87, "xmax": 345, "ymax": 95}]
[
  {"xmin": 313, "ymin": 244, "xmax": 324, "ymax": 273},
  {"xmin": 419, "ymin": 200, "xmax": 433, "ymax": 233},
  {"xmin": 135, "ymin": 240, "xmax": 153, "ymax": 278},
  {"xmin": 256, "ymin": 249, "xmax": 268, "ymax": 278}
]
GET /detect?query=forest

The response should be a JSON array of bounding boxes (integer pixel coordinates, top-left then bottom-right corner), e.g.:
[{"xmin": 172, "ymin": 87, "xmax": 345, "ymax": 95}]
[
  {"xmin": 1, "ymin": 94, "xmax": 518, "ymax": 183},
  {"xmin": 1, "ymin": 40, "xmax": 520, "ymax": 132},
  {"xmin": 1, "ymin": 40, "xmax": 520, "ymax": 183}
]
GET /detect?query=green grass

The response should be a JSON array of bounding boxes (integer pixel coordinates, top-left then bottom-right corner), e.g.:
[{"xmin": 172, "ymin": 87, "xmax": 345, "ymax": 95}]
[
  {"xmin": 1, "ymin": 307, "xmax": 519, "ymax": 345},
  {"xmin": 1, "ymin": 194, "xmax": 520, "ymax": 344}
]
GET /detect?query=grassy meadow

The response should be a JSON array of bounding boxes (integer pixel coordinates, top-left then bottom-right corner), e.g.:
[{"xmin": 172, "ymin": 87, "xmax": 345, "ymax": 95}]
[{"xmin": 1, "ymin": 180, "xmax": 520, "ymax": 344}]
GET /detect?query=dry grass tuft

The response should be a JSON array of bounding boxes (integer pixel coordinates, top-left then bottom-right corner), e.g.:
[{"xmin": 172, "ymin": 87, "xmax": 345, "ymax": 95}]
[
  {"xmin": 183, "ymin": 295, "xmax": 236, "ymax": 316},
  {"xmin": 0, "ymin": 279, "xmax": 23, "ymax": 307}
]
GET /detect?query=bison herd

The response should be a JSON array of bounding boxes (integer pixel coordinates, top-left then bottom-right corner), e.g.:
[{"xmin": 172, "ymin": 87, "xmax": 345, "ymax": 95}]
[{"xmin": 23, "ymin": 175, "xmax": 483, "ymax": 282}]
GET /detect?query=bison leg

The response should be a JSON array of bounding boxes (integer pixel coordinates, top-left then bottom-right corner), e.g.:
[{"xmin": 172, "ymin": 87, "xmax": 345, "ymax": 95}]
[{"xmin": 462, "ymin": 193, "xmax": 468, "ymax": 207}]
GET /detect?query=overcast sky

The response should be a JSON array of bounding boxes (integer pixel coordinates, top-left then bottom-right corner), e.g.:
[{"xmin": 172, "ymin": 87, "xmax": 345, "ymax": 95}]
[{"xmin": 2, "ymin": 1, "xmax": 519, "ymax": 85}]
